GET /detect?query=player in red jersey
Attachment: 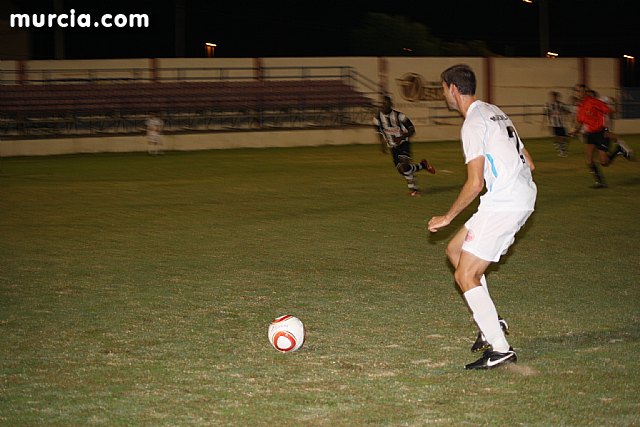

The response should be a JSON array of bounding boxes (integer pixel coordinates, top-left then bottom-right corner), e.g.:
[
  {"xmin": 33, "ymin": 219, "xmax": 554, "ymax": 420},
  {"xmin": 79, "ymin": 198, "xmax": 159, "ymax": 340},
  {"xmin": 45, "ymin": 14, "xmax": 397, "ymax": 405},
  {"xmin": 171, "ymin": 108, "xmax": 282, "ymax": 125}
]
[{"xmin": 573, "ymin": 85, "xmax": 634, "ymax": 188}]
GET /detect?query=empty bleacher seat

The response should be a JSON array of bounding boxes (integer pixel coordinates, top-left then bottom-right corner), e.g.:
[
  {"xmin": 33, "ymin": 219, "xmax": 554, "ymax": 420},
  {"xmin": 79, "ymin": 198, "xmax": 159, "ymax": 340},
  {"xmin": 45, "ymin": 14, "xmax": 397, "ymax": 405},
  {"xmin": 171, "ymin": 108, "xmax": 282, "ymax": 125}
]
[{"xmin": 0, "ymin": 79, "xmax": 373, "ymax": 136}]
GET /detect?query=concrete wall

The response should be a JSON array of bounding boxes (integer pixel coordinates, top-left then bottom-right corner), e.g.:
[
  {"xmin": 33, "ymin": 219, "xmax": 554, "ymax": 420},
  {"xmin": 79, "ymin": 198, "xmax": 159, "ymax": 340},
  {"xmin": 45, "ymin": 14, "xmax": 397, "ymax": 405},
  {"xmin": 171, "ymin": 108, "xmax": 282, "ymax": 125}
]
[
  {"xmin": 0, "ymin": 128, "xmax": 374, "ymax": 157},
  {"xmin": 1, "ymin": 56, "xmax": 638, "ymax": 157},
  {"xmin": 156, "ymin": 58, "xmax": 255, "ymax": 81}
]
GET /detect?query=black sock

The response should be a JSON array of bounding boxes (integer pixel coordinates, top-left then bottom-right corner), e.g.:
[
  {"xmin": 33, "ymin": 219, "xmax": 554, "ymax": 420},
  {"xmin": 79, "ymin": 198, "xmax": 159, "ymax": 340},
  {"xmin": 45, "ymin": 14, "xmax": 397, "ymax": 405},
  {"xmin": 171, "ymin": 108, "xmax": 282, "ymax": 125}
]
[{"xmin": 590, "ymin": 164, "xmax": 604, "ymax": 183}]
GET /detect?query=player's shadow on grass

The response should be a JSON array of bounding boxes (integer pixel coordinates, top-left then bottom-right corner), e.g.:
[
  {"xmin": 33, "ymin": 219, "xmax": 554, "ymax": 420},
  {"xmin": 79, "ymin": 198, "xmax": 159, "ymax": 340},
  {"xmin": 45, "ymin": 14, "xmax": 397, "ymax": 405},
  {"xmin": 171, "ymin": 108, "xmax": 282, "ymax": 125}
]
[
  {"xmin": 516, "ymin": 322, "xmax": 640, "ymax": 359},
  {"xmin": 420, "ymin": 184, "xmax": 463, "ymax": 196},
  {"xmin": 615, "ymin": 175, "xmax": 640, "ymax": 187}
]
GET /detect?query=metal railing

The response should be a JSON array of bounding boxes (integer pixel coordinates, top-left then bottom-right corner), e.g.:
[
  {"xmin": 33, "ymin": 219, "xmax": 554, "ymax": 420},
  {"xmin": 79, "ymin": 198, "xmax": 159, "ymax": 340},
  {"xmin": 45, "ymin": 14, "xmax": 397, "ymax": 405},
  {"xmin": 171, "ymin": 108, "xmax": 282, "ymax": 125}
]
[
  {"xmin": 0, "ymin": 65, "xmax": 378, "ymax": 138},
  {"xmin": 0, "ymin": 65, "xmax": 360, "ymax": 85}
]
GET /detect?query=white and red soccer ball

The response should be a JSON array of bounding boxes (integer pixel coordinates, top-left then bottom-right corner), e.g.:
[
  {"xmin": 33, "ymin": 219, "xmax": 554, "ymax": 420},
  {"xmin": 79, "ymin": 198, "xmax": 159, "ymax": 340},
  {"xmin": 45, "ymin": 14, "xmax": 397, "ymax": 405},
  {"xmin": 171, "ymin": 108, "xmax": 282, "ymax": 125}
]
[{"xmin": 268, "ymin": 315, "xmax": 305, "ymax": 352}]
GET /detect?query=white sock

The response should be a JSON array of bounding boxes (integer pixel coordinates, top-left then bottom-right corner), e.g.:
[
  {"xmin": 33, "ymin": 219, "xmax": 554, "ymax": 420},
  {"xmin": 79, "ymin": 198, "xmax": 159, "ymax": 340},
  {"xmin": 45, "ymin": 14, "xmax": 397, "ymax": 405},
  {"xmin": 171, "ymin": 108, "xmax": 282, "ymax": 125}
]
[
  {"xmin": 464, "ymin": 286, "xmax": 510, "ymax": 353},
  {"xmin": 477, "ymin": 275, "xmax": 489, "ymax": 340},
  {"xmin": 480, "ymin": 274, "xmax": 489, "ymax": 296}
]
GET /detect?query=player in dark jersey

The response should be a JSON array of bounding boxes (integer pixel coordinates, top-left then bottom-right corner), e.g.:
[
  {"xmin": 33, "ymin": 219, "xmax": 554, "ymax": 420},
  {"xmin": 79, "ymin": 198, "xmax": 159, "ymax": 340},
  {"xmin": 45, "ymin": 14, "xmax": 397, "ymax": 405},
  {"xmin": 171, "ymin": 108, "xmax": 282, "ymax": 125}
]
[{"xmin": 374, "ymin": 95, "xmax": 435, "ymax": 196}]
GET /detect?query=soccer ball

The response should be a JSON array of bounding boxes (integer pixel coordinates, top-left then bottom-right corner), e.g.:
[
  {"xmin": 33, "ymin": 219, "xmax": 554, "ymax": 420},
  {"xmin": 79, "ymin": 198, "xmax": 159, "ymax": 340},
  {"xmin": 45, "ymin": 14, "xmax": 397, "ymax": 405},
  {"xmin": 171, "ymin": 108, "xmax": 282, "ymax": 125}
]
[{"xmin": 268, "ymin": 315, "xmax": 305, "ymax": 352}]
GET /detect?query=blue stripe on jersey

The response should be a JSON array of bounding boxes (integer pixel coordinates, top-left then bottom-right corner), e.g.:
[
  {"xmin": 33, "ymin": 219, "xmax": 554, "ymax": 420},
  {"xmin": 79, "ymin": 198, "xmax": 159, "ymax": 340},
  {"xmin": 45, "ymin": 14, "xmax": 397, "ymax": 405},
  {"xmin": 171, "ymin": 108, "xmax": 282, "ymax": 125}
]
[{"xmin": 486, "ymin": 153, "xmax": 498, "ymax": 192}]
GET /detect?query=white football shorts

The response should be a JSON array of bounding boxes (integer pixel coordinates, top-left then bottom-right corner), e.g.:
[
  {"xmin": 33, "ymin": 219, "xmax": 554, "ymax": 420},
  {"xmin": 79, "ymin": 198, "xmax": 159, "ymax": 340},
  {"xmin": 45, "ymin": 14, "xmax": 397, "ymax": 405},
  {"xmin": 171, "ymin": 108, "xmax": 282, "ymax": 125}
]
[{"xmin": 462, "ymin": 210, "xmax": 533, "ymax": 262}]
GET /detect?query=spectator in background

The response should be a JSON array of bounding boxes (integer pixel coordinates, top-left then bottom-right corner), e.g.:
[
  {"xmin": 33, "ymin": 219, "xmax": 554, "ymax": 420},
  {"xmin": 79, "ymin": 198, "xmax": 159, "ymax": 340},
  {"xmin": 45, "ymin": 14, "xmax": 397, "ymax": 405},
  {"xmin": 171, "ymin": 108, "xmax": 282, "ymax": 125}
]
[
  {"xmin": 374, "ymin": 95, "xmax": 436, "ymax": 196},
  {"xmin": 544, "ymin": 91, "xmax": 570, "ymax": 157},
  {"xmin": 146, "ymin": 114, "xmax": 164, "ymax": 155},
  {"xmin": 573, "ymin": 85, "xmax": 634, "ymax": 188}
]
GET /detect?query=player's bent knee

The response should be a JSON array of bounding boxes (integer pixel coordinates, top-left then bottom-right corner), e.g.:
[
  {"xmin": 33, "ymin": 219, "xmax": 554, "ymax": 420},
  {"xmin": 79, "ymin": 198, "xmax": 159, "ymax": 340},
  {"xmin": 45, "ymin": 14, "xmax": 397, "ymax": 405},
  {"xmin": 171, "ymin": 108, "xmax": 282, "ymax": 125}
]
[
  {"xmin": 396, "ymin": 163, "xmax": 410, "ymax": 175},
  {"xmin": 453, "ymin": 269, "xmax": 482, "ymax": 291}
]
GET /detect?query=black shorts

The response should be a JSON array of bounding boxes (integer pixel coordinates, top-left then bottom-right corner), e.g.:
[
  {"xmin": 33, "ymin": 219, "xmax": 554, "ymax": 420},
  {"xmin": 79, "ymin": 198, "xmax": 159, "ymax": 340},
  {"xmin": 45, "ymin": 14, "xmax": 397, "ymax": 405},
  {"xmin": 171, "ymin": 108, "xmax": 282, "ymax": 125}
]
[
  {"xmin": 585, "ymin": 130, "xmax": 610, "ymax": 152},
  {"xmin": 391, "ymin": 141, "xmax": 411, "ymax": 165},
  {"xmin": 552, "ymin": 126, "xmax": 567, "ymax": 137}
]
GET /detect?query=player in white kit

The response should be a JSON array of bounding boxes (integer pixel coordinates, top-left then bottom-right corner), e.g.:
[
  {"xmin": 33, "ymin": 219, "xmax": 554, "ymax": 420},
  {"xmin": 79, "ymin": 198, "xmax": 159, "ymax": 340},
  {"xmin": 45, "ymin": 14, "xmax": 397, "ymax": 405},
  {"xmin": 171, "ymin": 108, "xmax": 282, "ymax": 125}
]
[{"xmin": 428, "ymin": 64, "xmax": 537, "ymax": 369}]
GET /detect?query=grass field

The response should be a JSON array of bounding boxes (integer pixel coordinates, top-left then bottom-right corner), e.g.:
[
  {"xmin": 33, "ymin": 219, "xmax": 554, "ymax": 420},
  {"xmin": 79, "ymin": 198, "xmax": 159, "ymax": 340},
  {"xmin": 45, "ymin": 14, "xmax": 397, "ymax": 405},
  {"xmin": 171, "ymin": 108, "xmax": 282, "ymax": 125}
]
[{"xmin": 1, "ymin": 135, "xmax": 639, "ymax": 426}]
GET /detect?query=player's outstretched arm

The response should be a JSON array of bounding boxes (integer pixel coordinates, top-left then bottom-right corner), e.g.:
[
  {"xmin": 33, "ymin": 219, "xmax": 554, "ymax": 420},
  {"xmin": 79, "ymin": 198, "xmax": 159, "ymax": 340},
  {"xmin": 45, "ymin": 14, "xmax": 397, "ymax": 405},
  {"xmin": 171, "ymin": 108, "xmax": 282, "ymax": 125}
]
[{"xmin": 428, "ymin": 156, "xmax": 484, "ymax": 233}]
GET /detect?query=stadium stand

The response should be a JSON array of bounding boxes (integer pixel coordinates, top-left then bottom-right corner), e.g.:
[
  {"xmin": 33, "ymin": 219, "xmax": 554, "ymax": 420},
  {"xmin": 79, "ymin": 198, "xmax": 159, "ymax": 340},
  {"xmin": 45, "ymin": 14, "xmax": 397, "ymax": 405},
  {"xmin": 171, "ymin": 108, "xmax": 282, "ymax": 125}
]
[{"xmin": 0, "ymin": 79, "xmax": 375, "ymax": 137}]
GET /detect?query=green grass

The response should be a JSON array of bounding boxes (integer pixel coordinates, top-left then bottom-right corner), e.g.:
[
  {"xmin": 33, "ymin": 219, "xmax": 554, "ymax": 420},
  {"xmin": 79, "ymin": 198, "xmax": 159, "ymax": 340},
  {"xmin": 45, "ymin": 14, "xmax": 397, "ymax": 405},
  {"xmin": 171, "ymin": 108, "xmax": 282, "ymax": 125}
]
[{"xmin": 1, "ymin": 136, "xmax": 639, "ymax": 426}]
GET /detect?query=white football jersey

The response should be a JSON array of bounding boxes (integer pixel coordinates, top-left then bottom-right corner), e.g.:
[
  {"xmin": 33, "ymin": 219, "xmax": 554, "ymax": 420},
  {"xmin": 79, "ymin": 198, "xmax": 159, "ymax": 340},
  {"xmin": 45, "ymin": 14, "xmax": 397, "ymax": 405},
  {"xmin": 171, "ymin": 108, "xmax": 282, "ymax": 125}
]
[{"xmin": 462, "ymin": 101, "xmax": 537, "ymax": 212}]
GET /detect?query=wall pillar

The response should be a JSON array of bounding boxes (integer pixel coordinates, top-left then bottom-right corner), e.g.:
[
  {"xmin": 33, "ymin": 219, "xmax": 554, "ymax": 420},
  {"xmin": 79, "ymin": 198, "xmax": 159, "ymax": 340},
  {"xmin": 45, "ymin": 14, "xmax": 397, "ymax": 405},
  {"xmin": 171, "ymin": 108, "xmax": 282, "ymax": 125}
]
[
  {"xmin": 149, "ymin": 58, "xmax": 158, "ymax": 82},
  {"xmin": 484, "ymin": 57, "xmax": 493, "ymax": 104},
  {"xmin": 17, "ymin": 60, "xmax": 27, "ymax": 85},
  {"xmin": 579, "ymin": 57, "xmax": 588, "ymax": 86},
  {"xmin": 377, "ymin": 57, "xmax": 388, "ymax": 96},
  {"xmin": 254, "ymin": 57, "xmax": 264, "ymax": 81}
]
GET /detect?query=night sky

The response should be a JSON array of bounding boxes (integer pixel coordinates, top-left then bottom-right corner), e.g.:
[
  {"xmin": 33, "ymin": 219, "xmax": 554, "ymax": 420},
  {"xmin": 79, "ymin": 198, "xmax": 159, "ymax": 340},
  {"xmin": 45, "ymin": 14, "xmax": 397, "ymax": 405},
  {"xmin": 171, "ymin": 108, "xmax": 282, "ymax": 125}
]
[{"xmin": 9, "ymin": 0, "xmax": 640, "ymax": 60}]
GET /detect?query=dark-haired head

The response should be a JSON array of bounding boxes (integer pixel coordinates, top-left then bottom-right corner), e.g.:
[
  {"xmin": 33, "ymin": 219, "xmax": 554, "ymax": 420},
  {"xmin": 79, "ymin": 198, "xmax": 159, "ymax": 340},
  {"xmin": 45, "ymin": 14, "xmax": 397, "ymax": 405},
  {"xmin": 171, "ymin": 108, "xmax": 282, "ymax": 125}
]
[{"xmin": 441, "ymin": 64, "xmax": 476, "ymax": 95}]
